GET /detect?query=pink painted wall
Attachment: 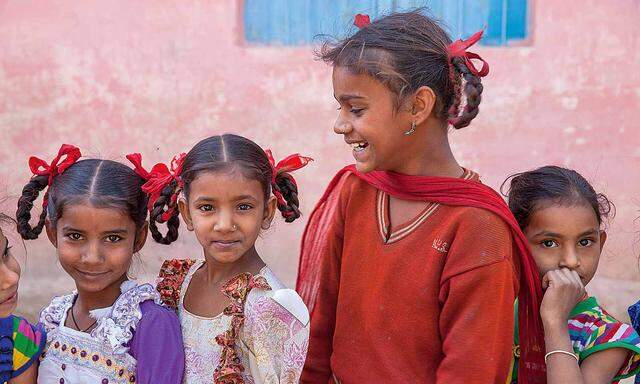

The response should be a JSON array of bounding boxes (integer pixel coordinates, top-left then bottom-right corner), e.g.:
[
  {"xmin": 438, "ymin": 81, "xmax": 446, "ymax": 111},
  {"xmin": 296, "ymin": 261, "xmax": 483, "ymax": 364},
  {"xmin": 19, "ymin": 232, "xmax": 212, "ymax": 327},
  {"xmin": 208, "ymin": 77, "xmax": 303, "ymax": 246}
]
[{"xmin": 0, "ymin": 1, "xmax": 639, "ymax": 320}]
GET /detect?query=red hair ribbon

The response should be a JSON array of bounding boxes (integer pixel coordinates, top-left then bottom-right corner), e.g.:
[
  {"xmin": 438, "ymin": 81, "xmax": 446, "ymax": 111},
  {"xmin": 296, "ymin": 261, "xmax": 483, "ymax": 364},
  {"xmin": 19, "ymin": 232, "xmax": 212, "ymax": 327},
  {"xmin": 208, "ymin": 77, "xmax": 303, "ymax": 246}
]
[
  {"xmin": 265, "ymin": 150, "xmax": 313, "ymax": 209},
  {"xmin": 354, "ymin": 13, "xmax": 370, "ymax": 29},
  {"xmin": 126, "ymin": 152, "xmax": 186, "ymax": 222},
  {"xmin": 447, "ymin": 30, "xmax": 490, "ymax": 77},
  {"xmin": 29, "ymin": 144, "xmax": 82, "ymax": 208}
]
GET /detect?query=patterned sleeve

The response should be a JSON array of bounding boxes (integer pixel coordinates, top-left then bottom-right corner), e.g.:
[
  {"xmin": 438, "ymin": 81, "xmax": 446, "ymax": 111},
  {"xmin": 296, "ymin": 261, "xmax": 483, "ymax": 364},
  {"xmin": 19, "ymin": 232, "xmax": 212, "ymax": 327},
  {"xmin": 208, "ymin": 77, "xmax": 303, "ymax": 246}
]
[
  {"xmin": 156, "ymin": 258, "xmax": 195, "ymax": 310},
  {"xmin": 243, "ymin": 291, "xmax": 310, "ymax": 384},
  {"xmin": 571, "ymin": 305, "xmax": 640, "ymax": 381},
  {"xmin": 11, "ymin": 316, "xmax": 46, "ymax": 377}
]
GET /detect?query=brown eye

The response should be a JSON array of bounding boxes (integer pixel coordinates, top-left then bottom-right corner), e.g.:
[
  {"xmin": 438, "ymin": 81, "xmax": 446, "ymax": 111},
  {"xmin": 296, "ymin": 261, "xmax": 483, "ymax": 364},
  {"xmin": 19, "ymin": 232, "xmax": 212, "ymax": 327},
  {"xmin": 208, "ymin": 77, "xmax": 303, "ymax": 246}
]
[
  {"xmin": 198, "ymin": 204, "xmax": 214, "ymax": 212},
  {"xmin": 106, "ymin": 235, "xmax": 123, "ymax": 243},
  {"xmin": 66, "ymin": 233, "xmax": 83, "ymax": 241},
  {"xmin": 541, "ymin": 240, "xmax": 558, "ymax": 248},
  {"xmin": 578, "ymin": 239, "xmax": 594, "ymax": 247},
  {"xmin": 238, "ymin": 203, "xmax": 253, "ymax": 211}
]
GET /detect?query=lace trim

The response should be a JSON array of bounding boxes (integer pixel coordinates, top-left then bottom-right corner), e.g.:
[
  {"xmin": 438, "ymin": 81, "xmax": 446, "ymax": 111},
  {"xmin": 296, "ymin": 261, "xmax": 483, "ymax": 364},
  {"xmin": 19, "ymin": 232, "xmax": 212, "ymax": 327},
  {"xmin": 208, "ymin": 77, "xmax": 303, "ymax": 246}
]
[{"xmin": 39, "ymin": 281, "xmax": 162, "ymax": 357}]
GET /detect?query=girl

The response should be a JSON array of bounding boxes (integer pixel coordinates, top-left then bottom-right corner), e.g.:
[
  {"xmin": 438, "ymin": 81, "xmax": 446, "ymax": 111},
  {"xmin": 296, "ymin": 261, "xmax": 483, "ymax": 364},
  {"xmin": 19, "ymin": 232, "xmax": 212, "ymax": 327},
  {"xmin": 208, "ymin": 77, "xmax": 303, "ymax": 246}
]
[
  {"xmin": 131, "ymin": 134, "xmax": 311, "ymax": 384},
  {"xmin": 505, "ymin": 165, "xmax": 640, "ymax": 383},
  {"xmin": 16, "ymin": 144, "xmax": 185, "ymax": 383},
  {"xmin": 0, "ymin": 212, "xmax": 46, "ymax": 384},
  {"xmin": 629, "ymin": 302, "xmax": 640, "ymax": 383},
  {"xmin": 296, "ymin": 11, "xmax": 545, "ymax": 383}
]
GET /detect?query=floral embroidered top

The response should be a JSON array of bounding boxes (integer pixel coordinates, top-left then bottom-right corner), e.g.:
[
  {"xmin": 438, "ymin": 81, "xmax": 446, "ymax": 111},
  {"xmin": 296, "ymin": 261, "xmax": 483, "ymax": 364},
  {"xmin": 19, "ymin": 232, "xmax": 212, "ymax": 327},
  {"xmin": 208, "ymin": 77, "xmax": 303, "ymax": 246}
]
[
  {"xmin": 157, "ymin": 259, "xmax": 310, "ymax": 384},
  {"xmin": 0, "ymin": 315, "xmax": 46, "ymax": 383},
  {"xmin": 509, "ymin": 297, "xmax": 640, "ymax": 383},
  {"xmin": 38, "ymin": 280, "xmax": 185, "ymax": 384}
]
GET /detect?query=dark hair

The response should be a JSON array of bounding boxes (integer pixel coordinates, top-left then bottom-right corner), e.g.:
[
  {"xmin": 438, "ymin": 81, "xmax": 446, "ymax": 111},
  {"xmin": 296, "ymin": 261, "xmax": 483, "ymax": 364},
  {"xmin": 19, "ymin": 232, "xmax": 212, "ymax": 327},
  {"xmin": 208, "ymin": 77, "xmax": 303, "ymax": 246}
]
[
  {"xmin": 149, "ymin": 134, "xmax": 302, "ymax": 245},
  {"xmin": 17, "ymin": 159, "xmax": 149, "ymax": 240},
  {"xmin": 319, "ymin": 9, "xmax": 483, "ymax": 129},
  {"xmin": 503, "ymin": 165, "xmax": 614, "ymax": 230}
]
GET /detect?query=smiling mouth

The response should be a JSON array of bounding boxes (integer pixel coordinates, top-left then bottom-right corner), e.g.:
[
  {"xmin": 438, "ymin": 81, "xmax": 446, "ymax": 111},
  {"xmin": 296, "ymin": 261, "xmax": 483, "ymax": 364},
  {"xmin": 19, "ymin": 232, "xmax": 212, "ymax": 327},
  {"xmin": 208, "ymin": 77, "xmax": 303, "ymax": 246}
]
[
  {"xmin": 0, "ymin": 291, "xmax": 17, "ymax": 305},
  {"xmin": 348, "ymin": 141, "xmax": 369, "ymax": 152},
  {"xmin": 76, "ymin": 269, "xmax": 110, "ymax": 277}
]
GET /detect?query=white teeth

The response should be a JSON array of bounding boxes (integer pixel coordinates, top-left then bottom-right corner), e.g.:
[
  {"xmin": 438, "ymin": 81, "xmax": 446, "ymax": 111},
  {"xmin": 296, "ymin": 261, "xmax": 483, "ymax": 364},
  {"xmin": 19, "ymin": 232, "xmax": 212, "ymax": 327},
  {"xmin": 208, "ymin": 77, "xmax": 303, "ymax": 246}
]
[{"xmin": 350, "ymin": 142, "xmax": 368, "ymax": 150}]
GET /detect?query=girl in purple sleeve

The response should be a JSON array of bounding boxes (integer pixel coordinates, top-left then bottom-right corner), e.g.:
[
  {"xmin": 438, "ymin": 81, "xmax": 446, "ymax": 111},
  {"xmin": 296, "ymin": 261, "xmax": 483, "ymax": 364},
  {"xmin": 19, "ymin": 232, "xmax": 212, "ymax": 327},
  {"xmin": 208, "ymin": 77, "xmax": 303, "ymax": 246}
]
[{"xmin": 16, "ymin": 144, "xmax": 184, "ymax": 384}]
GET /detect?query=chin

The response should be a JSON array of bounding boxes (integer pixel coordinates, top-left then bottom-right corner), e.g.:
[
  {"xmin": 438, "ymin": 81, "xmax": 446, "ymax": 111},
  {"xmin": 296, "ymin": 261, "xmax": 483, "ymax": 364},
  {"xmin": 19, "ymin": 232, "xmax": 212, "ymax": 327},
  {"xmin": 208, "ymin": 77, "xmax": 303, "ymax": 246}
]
[
  {"xmin": 73, "ymin": 274, "xmax": 122, "ymax": 294},
  {"xmin": 354, "ymin": 161, "xmax": 376, "ymax": 174},
  {"xmin": 0, "ymin": 303, "xmax": 17, "ymax": 318}
]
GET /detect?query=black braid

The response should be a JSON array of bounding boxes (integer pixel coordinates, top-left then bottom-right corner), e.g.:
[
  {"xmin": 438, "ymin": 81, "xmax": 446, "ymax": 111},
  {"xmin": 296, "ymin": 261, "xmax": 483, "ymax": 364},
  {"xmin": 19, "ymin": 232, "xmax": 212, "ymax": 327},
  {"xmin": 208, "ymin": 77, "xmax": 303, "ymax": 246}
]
[
  {"xmin": 16, "ymin": 175, "xmax": 49, "ymax": 240},
  {"xmin": 149, "ymin": 180, "xmax": 180, "ymax": 245},
  {"xmin": 449, "ymin": 56, "xmax": 484, "ymax": 129},
  {"xmin": 273, "ymin": 173, "xmax": 301, "ymax": 223}
]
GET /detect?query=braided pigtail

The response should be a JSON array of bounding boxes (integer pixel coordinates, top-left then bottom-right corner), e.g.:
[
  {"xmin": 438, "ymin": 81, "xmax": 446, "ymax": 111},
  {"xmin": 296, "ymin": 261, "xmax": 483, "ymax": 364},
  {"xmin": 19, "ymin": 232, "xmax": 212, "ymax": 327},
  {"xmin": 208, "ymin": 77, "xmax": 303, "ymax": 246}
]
[
  {"xmin": 148, "ymin": 180, "xmax": 181, "ymax": 245},
  {"xmin": 17, "ymin": 144, "xmax": 82, "ymax": 240},
  {"xmin": 126, "ymin": 152, "xmax": 185, "ymax": 246},
  {"xmin": 448, "ymin": 56, "xmax": 484, "ymax": 129},
  {"xmin": 265, "ymin": 149, "xmax": 312, "ymax": 223},
  {"xmin": 272, "ymin": 172, "xmax": 301, "ymax": 223},
  {"xmin": 16, "ymin": 175, "xmax": 49, "ymax": 240}
]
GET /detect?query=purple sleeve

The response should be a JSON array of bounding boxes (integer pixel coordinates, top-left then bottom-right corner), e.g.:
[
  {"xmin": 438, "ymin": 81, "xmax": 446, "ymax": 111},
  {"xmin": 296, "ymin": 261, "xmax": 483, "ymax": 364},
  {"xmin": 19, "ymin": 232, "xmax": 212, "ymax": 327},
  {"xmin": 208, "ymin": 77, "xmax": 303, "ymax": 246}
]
[{"xmin": 129, "ymin": 301, "xmax": 185, "ymax": 384}]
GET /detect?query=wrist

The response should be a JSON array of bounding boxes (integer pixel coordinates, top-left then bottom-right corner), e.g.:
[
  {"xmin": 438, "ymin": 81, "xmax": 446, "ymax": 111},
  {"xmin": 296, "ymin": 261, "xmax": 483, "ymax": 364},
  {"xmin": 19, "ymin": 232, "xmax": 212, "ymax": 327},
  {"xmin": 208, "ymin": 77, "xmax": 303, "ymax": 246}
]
[{"xmin": 542, "ymin": 316, "xmax": 568, "ymax": 333}]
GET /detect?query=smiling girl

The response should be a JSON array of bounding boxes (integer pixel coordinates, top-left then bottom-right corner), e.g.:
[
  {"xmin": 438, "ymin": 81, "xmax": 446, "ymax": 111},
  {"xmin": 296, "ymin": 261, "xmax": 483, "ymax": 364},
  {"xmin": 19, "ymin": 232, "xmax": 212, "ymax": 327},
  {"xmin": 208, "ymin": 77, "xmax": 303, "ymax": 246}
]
[
  {"xmin": 297, "ymin": 11, "xmax": 544, "ymax": 383},
  {"xmin": 135, "ymin": 134, "xmax": 311, "ymax": 384},
  {"xmin": 0, "ymin": 212, "xmax": 46, "ymax": 384},
  {"xmin": 16, "ymin": 144, "xmax": 184, "ymax": 384},
  {"xmin": 505, "ymin": 166, "xmax": 640, "ymax": 383}
]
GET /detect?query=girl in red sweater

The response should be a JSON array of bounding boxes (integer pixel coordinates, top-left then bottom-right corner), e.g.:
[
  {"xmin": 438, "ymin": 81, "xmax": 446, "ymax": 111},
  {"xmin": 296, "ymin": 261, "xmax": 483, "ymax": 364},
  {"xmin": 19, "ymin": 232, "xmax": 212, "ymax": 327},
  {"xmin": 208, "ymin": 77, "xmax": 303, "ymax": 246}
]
[{"xmin": 297, "ymin": 10, "xmax": 544, "ymax": 384}]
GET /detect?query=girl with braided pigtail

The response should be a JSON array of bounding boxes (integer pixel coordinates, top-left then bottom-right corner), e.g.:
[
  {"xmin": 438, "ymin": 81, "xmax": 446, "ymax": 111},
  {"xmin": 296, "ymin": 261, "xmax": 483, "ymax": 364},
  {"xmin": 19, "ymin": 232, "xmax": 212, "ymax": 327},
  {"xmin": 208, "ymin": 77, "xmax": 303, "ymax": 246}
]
[
  {"xmin": 297, "ymin": 10, "xmax": 544, "ymax": 384},
  {"xmin": 16, "ymin": 144, "xmax": 184, "ymax": 384},
  {"xmin": 130, "ymin": 134, "xmax": 311, "ymax": 384}
]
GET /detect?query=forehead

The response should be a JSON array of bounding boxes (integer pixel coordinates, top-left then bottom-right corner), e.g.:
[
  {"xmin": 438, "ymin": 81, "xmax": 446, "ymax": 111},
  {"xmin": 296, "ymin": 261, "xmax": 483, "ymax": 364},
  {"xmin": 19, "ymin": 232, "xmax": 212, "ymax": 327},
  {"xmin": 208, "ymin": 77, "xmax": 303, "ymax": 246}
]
[
  {"xmin": 332, "ymin": 66, "xmax": 393, "ymax": 99},
  {"xmin": 526, "ymin": 204, "xmax": 599, "ymax": 234},
  {"xmin": 58, "ymin": 204, "xmax": 135, "ymax": 230},
  {"xmin": 189, "ymin": 170, "xmax": 264, "ymax": 200}
]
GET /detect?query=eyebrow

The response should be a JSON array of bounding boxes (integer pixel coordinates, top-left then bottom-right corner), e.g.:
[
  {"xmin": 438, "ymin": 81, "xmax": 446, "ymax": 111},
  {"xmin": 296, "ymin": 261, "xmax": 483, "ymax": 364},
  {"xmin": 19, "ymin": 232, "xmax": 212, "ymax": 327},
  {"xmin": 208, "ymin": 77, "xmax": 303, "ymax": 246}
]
[
  {"xmin": 532, "ymin": 231, "xmax": 563, "ymax": 238},
  {"xmin": 101, "ymin": 229, "xmax": 129, "ymax": 235},
  {"xmin": 334, "ymin": 94, "xmax": 366, "ymax": 103},
  {"xmin": 532, "ymin": 229, "xmax": 598, "ymax": 238},
  {"xmin": 235, "ymin": 195, "xmax": 258, "ymax": 201}
]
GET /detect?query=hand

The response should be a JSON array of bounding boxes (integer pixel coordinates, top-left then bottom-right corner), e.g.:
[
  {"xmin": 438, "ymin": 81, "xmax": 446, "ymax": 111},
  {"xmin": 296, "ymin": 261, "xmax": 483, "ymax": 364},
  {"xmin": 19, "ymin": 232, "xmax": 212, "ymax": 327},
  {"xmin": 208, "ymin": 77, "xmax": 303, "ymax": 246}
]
[{"xmin": 540, "ymin": 268, "xmax": 586, "ymax": 328}]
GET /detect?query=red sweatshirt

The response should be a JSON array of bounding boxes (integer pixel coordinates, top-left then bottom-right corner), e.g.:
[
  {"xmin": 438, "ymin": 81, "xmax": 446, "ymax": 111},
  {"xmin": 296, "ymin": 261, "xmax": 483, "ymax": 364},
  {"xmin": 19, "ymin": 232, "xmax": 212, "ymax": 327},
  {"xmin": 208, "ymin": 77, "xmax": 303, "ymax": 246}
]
[{"xmin": 301, "ymin": 171, "xmax": 518, "ymax": 383}]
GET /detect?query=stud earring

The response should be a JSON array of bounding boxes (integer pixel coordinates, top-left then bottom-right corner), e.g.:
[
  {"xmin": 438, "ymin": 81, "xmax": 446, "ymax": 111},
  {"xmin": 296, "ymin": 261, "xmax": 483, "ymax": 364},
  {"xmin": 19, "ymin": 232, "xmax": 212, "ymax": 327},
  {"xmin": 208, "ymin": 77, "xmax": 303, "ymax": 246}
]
[{"xmin": 404, "ymin": 121, "xmax": 416, "ymax": 136}]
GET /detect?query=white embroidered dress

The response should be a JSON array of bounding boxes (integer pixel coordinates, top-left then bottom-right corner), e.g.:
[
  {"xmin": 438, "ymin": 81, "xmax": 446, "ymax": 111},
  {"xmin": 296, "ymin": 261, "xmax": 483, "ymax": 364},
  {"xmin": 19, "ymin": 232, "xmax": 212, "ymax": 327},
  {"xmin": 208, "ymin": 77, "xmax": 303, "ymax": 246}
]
[
  {"xmin": 179, "ymin": 260, "xmax": 309, "ymax": 384},
  {"xmin": 38, "ymin": 281, "xmax": 163, "ymax": 384}
]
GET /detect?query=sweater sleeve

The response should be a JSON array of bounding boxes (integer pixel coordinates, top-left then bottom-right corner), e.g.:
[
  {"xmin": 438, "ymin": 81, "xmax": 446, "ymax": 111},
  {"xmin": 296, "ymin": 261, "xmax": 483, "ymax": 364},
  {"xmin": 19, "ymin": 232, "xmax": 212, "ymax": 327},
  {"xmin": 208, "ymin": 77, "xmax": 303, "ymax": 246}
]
[
  {"xmin": 300, "ymin": 176, "xmax": 353, "ymax": 384},
  {"xmin": 130, "ymin": 301, "xmax": 185, "ymax": 384},
  {"xmin": 436, "ymin": 208, "xmax": 518, "ymax": 384}
]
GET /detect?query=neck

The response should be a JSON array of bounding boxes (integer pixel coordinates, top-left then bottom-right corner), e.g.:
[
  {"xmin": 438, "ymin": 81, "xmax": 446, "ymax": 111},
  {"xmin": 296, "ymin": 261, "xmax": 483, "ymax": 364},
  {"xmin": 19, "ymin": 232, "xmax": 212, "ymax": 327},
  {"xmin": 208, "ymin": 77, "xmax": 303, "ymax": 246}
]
[
  {"xmin": 394, "ymin": 120, "xmax": 463, "ymax": 177},
  {"xmin": 202, "ymin": 246, "xmax": 265, "ymax": 284},
  {"xmin": 75, "ymin": 274, "xmax": 127, "ymax": 313}
]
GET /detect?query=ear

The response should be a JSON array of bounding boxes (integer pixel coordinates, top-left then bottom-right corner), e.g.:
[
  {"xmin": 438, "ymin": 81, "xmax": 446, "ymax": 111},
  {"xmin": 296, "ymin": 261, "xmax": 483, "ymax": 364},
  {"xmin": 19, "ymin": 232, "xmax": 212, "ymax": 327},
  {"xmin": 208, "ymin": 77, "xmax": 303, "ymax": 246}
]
[
  {"xmin": 410, "ymin": 86, "xmax": 437, "ymax": 126},
  {"xmin": 599, "ymin": 230, "xmax": 607, "ymax": 252},
  {"xmin": 45, "ymin": 218, "xmax": 58, "ymax": 248},
  {"xmin": 134, "ymin": 221, "xmax": 149, "ymax": 253},
  {"xmin": 178, "ymin": 196, "xmax": 194, "ymax": 231},
  {"xmin": 261, "ymin": 195, "xmax": 277, "ymax": 230}
]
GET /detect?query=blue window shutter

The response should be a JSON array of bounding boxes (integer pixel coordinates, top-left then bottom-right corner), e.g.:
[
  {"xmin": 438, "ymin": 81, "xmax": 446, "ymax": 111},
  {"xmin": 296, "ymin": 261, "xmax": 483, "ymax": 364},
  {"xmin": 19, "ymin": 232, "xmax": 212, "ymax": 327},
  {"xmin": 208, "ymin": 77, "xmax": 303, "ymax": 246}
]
[{"xmin": 243, "ymin": 0, "xmax": 528, "ymax": 46}]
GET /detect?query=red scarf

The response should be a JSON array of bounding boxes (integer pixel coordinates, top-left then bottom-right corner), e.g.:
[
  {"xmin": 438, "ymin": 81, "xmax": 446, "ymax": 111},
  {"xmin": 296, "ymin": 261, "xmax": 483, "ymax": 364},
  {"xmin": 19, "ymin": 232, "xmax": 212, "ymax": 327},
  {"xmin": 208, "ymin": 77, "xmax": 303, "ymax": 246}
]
[{"xmin": 296, "ymin": 165, "xmax": 545, "ymax": 383}]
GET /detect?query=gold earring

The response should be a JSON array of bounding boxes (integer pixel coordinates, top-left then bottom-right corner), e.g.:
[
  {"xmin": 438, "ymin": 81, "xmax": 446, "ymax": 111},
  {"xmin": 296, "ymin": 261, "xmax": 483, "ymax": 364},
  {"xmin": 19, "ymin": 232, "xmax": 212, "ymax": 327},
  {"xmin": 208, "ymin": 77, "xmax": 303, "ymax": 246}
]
[{"xmin": 404, "ymin": 121, "xmax": 416, "ymax": 136}]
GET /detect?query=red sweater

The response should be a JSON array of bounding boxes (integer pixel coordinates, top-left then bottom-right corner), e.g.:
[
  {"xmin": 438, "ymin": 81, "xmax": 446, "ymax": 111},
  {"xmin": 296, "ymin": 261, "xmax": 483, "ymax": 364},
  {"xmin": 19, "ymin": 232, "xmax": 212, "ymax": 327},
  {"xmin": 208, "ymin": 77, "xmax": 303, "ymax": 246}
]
[{"xmin": 301, "ymin": 172, "xmax": 518, "ymax": 383}]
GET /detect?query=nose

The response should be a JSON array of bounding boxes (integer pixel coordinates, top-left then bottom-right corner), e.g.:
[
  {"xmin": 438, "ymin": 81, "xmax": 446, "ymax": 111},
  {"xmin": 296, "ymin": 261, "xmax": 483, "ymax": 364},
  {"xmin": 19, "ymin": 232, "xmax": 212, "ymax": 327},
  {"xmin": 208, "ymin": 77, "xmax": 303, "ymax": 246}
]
[
  {"xmin": 0, "ymin": 262, "xmax": 19, "ymax": 290},
  {"xmin": 558, "ymin": 246, "xmax": 581, "ymax": 270},
  {"xmin": 333, "ymin": 114, "xmax": 352, "ymax": 135},
  {"xmin": 213, "ymin": 210, "xmax": 237, "ymax": 233},
  {"xmin": 82, "ymin": 240, "xmax": 104, "ymax": 264}
]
